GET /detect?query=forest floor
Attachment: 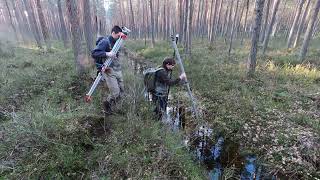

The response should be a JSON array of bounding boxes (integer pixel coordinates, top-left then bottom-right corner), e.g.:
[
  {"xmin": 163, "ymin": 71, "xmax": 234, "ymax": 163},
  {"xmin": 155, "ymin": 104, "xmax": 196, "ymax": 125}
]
[
  {"xmin": 0, "ymin": 41, "xmax": 205, "ymax": 179},
  {"xmin": 126, "ymin": 38, "xmax": 320, "ymax": 179},
  {"xmin": 0, "ymin": 38, "xmax": 319, "ymax": 179}
]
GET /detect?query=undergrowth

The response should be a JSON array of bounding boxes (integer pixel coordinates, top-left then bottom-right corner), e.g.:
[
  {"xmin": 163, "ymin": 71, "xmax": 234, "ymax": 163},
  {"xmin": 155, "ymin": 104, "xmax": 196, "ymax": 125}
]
[{"xmin": 126, "ymin": 38, "xmax": 320, "ymax": 179}]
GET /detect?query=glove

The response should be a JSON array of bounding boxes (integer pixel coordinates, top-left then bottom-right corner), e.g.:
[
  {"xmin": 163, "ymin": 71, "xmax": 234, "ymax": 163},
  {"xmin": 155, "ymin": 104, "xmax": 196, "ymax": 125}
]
[
  {"xmin": 102, "ymin": 66, "xmax": 112, "ymax": 74},
  {"xmin": 179, "ymin": 73, "xmax": 187, "ymax": 80},
  {"xmin": 113, "ymin": 56, "xmax": 119, "ymax": 61},
  {"xmin": 106, "ymin": 52, "xmax": 116, "ymax": 58}
]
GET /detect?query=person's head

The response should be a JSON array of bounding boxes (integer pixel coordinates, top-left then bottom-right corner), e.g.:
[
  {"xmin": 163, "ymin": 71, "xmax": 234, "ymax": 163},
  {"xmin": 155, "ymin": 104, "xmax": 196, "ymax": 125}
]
[
  {"xmin": 162, "ymin": 57, "xmax": 176, "ymax": 70},
  {"xmin": 111, "ymin": 25, "xmax": 123, "ymax": 40}
]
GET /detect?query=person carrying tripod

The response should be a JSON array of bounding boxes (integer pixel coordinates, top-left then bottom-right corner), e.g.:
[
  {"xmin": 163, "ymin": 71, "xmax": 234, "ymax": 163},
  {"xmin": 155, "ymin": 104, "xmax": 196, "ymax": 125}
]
[{"xmin": 91, "ymin": 25, "xmax": 125, "ymax": 116}]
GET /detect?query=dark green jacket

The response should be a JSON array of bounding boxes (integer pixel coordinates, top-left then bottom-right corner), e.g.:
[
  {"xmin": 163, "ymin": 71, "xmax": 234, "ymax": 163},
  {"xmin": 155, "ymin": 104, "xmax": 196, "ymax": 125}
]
[{"xmin": 155, "ymin": 68, "xmax": 180, "ymax": 95}]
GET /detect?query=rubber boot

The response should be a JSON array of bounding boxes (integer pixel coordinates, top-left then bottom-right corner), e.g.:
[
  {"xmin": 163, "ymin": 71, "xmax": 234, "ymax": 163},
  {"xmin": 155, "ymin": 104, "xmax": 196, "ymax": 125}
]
[{"xmin": 103, "ymin": 100, "xmax": 113, "ymax": 116}]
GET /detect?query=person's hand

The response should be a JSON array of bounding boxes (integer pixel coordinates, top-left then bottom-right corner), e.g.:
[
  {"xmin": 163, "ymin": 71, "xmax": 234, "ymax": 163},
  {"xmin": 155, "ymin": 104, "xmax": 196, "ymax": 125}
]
[
  {"xmin": 113, "ymin": 56, "xmax": 119, "ymax": 61},
  {"xmin": 102, "ymin": 66, "xmax": 112, "ymax": 73},
  {"xmin": 179, "ymin": 73, "xmax": 187, "ymax": 80},
  {"xmin": 106, "ymin": 52, "xmax": 116, "ymax": 58}
]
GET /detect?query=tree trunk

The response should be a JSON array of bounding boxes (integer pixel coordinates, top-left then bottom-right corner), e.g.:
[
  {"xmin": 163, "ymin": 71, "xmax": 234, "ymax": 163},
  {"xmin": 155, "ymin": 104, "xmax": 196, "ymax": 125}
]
[
  {"xmin": 129, "ymin": 0, "xmax": 136, "ymax": 39},
  {"xmin": 142, "ymin": 2, "xmax": 147, "ymax": 45},
  {"xmin": 149, "ymin": 0, "xmax": 155, "ymax": 47},
  {"xmin": 141, "ymin": 2, "xmax": 145, "ymax": 44},
  {"xmin": 155, "ymin": 0, "xmax": 160, "ymax": 38},
  {"xmin": 287, "ymin": 0, "xmax": 305, "ymax": 48},
  {"xmin": 260, "ymin": 0, "xmax": 270, "ymax": 43},
  {"xmin": 57, "ymin": 0, "xmax": 68, "ymax": 48},
  {"xmin": 98, "ymin": 2, "xmax": 107, "ymax": 35},
  {"xmin": 0, "ymin": 9, "xmax": 6, "ymax": 24},
  {"xmin": 299, "ymin": 0, "xmax": 320, "ymax": 61},
  {"xmin": 271, "ymin": 17, "xmax": 279, "ymax": 37},
  {"xmin": 47, "ymin": 0, "xmax": 60, "ymax": 41},
  {"xmin": 66, "ymin": 0, "xmax": 86, "ymax": 74},
  {"xmin": 23, "ymin": 0, "xmax": 43, "ymax": 48},
  {"xmin": 92, "ymin": 0, "xmax": 98, "ymax": 37},
  {"xmin": 274, "ymin": 0, "xmax": 287, "ymax": 36},
  {"xmin": 4, "ymin": 0, "xmax": 18, "ymax": 41},
  {"xmin": 235, "ymin": 1, "xmax": 245, "ymax": 39},
  {"xmin": 190, "ymin": 0, "xmax": 194, "ymax": 39},
  {"xmin": 215, "ymin": 0, "xmax": 224, "ymax": 36},
  {"xmin": 225, "ymin": 0, "xmax": 234, "ymax": 38},
  {"xmin": 247, "ymin": 0, "xmax": 265, "ymax": 77},
  {"xmin": 283, "ymin": 7, "xmax": 295, "ymax": 38},
  {"xmin": 82, "ymin": 0, "xmax": 94, "ymax": 53},
  {"xmin": 294, "ymin": 0, "xmax": 311, "ymax": 48},
  {"xmin": 228, "ymin": 0, "xmax": 239, "ymax": 56},
  {"xmin": 162, "ymin": 0, "xmax": 166, "ymax": 40},
  {"xmin": 185, "ymin": 0, "xmax": 193, "ymax": 56},
  {"xmin": 221, "ymin": 2, "xmax": 230, "ymax": 37},
  {"xmin": 241, "ymin": 0, "xmax": 250, "ymax": 44},
  {"xmin": 17, "ymin": 0, "xmax": 32, "ymax": 40},
  {"xmin": 210, "ymin": 0, "xmax": 218, "ymax": 43},
  {"xmin": 36, "ymin": 0, "xmax": 51, "ymax": 50},
  {"xmin": 201, "ymin": 0, "xmax": 207, "ymax": 37},
  {"xmin": 12, "ymin": 1, "xmax": 27, "ymax": 42},
  {"xmin": 179, "ymin": 0, "xmax": 184, "ymax": 35},
  {"xmin": 202, "ymin": 0, "xmax": 208, "ymax": 38},
  {"xmin": 145, "ymin": 1, "xmax": 150, "ymax": 39},
  {"xmin": 166, "ymin": 0, "xmax": 171, "ymax": 38},
  {"xmin": 208, "ymin": 0, "xmax": 214, "ymax": 40},
  {"xmin": 262, "ymin": 0, "xmax": 281, "ymax": 55},
  {"xmin": 196, "ymin": 0, "xmax": 202, "ymax": 36},
  {"xmin": 183, "ymin": 0, "xmax": 189, "ymax": 43},
  {"xmin": 312, "ymin": 17, "xmax": 320, "ymax": 36}
]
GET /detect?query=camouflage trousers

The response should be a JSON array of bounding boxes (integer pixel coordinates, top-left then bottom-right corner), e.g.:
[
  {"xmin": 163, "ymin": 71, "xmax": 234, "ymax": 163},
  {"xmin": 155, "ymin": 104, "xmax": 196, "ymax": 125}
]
[{"xmin": 102, "ymin": 69, "xmax": 124, "ymax": 102}]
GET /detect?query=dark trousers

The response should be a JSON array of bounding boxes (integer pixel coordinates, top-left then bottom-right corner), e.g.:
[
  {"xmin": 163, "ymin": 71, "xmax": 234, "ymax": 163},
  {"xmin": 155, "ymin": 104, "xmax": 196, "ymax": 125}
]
[{"xmin": 152, "ymin": 94, "xmax": 168, "ymax": 120}]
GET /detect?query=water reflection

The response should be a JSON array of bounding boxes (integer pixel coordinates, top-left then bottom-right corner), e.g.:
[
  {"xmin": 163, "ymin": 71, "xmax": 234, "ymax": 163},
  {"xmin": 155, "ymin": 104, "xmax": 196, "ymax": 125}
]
[{"xmin": 163, "ymin": 104, "xmax": 267, "ymax": 179}]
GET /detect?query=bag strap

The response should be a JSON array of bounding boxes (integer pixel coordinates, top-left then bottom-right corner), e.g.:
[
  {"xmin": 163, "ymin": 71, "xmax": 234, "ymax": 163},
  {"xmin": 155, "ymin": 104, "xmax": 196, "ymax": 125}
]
[
  {"xmin": 154, "ymin": 67, "xmax": 164, "ymax": 82},
  {"xmin": 155, "ymin": 67, "xmax": 164, "ymax": 72},
  {"xmin": 107, "ymin": 36, "xmax": 112, "ymax": 50}
]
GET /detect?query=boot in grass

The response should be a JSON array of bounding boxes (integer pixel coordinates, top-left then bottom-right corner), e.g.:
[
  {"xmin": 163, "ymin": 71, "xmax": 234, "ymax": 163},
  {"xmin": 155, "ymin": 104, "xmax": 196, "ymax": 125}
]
[{"xmin": 103, "ymin": 100, "xmax": 113, "ymax": 116}]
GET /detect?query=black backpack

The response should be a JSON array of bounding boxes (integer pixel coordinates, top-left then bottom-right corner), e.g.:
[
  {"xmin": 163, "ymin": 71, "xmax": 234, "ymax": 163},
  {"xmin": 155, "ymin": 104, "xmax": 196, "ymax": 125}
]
[
  {"xmin": 93, "ymin": 36, "xmax": 112, "ymax": 67},
  {"xmin": 95, "ymin": 36, "xmax": 112, "ymax": 48},
  {"xmin": 96, "ymin": 36, "xmax": 104, "ymax": 45},
  {"xmin": 143, "ymin": 67, "xmax": 164, "ymax": 92}
]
